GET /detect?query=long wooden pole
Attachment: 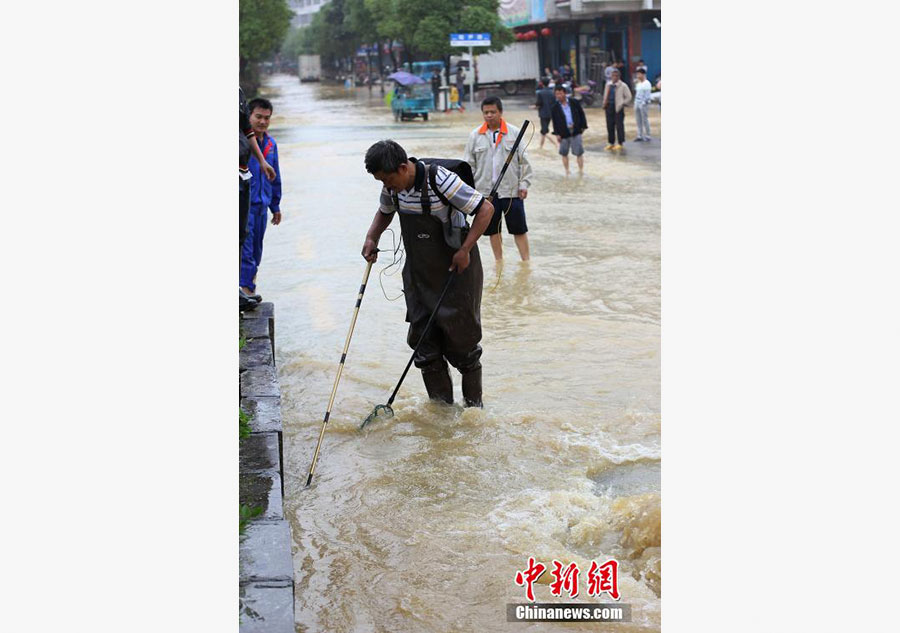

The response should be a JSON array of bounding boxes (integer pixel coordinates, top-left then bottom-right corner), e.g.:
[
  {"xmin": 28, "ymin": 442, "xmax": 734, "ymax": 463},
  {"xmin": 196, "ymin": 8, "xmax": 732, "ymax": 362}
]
[{"xmin": 305, "ymin": 261, "xmax": 374, "ymax": 487}]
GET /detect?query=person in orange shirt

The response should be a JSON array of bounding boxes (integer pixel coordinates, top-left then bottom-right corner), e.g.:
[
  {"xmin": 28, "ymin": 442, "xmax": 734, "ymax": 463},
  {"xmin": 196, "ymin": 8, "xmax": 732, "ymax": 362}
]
[{"xmin": 463, "ymin": 97, "xmax": 534, "ymax": 262}]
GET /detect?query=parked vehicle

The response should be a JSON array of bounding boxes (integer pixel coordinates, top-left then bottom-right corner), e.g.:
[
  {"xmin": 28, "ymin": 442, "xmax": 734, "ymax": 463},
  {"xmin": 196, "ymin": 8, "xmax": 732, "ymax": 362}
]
[
  {"xmin": 387, "ymin": 72, "xmax": 433, "ymax": 122},
  {"xmin": 299, "ymin": 55, "xmax": 321, "ymax": 82},
  {"xmin": 451, "ymin": 41, "xmax": 540, "ymax": 96},
  {"xmin": 391, "ymin": 84, "xmax": 432, "ymax": 121},
  {"xmin": 411, "ymin": 61, "xmax": 444, "ymax": 80}
]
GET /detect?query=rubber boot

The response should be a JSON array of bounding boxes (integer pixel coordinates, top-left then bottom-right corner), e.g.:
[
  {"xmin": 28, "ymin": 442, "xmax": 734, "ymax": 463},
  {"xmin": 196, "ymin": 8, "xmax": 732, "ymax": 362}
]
[
  {"xmin": 461, "ymin": 367, "xmax": 483, "ymax": 408},
  {"xmin": 421, "ymin": 363, "xmax": 454, "ymax": 404}
]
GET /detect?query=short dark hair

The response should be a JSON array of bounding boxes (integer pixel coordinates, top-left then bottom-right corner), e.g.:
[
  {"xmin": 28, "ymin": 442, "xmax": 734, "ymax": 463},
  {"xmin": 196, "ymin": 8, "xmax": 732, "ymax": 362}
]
[
  {"xmin": 636, "ymin": 68, "xmax": 646, "ymax": 74},
  {"xmin": 481, "ymin": 96, "xmax": 503, "ymax": 112},
  {"xmin": 248, "ymin": 97, "xmax": 273, "ymax": 113},
  {"xmin": 554, "ymin": 84, "xmax": 566, "ymax": 93},
  {"xmin": 365, "ymin": 140, "xmax": 408, "ymax": 174}
]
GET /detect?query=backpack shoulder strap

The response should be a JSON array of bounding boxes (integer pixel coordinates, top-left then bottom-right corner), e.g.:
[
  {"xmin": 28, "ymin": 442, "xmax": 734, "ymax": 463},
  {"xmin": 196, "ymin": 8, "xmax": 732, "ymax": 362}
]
[{"xmin": 428, "ymin": 163, "xmax": 452, "ymax": 209}]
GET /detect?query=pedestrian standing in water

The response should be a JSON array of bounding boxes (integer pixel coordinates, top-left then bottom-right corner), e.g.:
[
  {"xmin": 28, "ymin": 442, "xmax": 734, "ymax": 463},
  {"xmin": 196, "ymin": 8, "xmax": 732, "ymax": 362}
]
[
  {"xmin": 602, "ymin": 69, "xmax": 632, "ymax": 151},
  {"xmin": 551, "ymin": 68, "xmax": 562, "ymax": 89},
  {"xmin": 362, "ymin": 141, "xmax": 494, "ymax": 407},
  {"xmin": 463, "ymin": 96, "xmax": 533, "ymax": 262},
  {"xmin": 533, "ymin": 79, "xmax": 558, "ymax": 149},
  {"xmin": 632, "ymin": 68, "xmax": 652, "ymax": 142},
  {"xmin": 431, "ymin": 69, "xmax": 442, "ymax": 111},
  {"xmin": 241, "ymin": 98, "xmax": 283, "ymax": 299},
  {"xmin": 604, "ymin": 61, "xmax": 615, "ymax": 87},
  {"xmin": 455, "ymin": 66, "xmax": 466, "ymax": 110},
  {"xmin": 616, "ymin": 60, "xmax": 631, "ymax": 89},
  {"xmin": 550, "ymin": 84, "xmax": 588, "ymax": 177}
]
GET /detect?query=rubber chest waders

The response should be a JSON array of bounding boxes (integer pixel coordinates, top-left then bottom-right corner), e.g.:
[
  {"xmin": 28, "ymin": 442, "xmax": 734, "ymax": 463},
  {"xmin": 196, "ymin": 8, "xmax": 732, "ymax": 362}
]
[
  {"xmin": 361, "ymin": 121, "xmax": 531, "ymax": 426},
  {"xmin": 360, "ymin": 162, "xmax": 484, "ymax": 428}
]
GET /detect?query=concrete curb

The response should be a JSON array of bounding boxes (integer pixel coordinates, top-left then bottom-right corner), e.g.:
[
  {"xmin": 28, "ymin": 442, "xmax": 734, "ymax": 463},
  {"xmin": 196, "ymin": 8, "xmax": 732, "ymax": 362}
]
[{"xmin": 240, "ymin": 303, "xmax": 293, "ymax": 632}]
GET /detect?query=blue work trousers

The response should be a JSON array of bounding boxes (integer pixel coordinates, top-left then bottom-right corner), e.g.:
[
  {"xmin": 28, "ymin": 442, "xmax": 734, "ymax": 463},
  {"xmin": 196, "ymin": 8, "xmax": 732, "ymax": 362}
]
[{"xmin": 240, "ymin": 203, "xmax": 269, "ymax": 291}]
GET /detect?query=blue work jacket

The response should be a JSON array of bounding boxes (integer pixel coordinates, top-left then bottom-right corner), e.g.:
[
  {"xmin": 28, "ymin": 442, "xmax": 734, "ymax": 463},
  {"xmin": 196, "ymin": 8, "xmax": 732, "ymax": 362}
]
[{"xmin": 248, "ymin": 133, "xmax": 282, "ymax": 213}]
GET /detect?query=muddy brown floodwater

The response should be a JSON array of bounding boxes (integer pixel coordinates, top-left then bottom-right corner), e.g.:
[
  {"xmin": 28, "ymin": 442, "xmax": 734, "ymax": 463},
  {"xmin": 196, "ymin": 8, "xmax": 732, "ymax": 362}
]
[{"xmin": 255, "ymin": 73, "xmax": 660, "ymax": 632}]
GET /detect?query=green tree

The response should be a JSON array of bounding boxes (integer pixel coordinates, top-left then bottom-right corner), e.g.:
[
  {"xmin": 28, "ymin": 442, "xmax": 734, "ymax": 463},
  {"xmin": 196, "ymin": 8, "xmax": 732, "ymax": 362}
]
[
  {"xmin": 239, "ymin": 0, "xmax": 293, "ymax": 92},
  {"xmin": 306, "ymin": 0, "xmax": 357, "ymax": 61},
  {"xmin": 298, "ymin": 0, "xmax": 513, "ymax": 81},
  {"xmin": 281, "ymin": 26, "xmax": 315, "ymax": 60},
  {"xmin": 364, "ymin": 0, "xmax": 511, "ymax": 61},
  {"xmin": 298, "ymin": 0, "xmax": 380, "ymax": 75}
]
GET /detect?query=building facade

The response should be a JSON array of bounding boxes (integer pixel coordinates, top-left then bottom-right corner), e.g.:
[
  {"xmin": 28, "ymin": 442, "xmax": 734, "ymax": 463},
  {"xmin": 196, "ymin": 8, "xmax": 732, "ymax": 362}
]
[
  {"xmin": 288, "ymin": 0, "xmax": 330, "ymax": 27},
  {"xmin": 500, "ymin": 0, "xmax": 661, "ymax": 86}
]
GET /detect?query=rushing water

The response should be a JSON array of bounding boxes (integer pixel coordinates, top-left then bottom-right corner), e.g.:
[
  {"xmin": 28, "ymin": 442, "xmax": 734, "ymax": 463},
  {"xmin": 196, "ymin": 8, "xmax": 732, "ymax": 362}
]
[{"xmin": 256, "ymin": 74, "xmax": 661, "ymax": 632}]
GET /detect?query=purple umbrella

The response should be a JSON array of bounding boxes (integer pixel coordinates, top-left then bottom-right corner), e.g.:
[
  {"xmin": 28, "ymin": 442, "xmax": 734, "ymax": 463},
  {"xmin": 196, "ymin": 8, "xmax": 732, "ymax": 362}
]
[{"xmin": 388, "ymin": 71, "xmax": 425, "ymax": 86}]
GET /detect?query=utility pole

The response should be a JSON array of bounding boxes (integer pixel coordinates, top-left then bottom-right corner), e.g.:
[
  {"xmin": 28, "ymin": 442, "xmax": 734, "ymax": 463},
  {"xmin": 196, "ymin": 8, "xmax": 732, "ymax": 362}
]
[{"xmin": 469, "ymin": 45, "xmax": 474, "ymax": 108}]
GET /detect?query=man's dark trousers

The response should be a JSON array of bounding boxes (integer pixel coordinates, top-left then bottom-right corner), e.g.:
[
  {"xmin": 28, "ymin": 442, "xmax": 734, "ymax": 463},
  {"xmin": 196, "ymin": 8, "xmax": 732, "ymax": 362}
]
[{"xmin": 605, "ymin": 105, "xmax": 625, "ymax": 144}]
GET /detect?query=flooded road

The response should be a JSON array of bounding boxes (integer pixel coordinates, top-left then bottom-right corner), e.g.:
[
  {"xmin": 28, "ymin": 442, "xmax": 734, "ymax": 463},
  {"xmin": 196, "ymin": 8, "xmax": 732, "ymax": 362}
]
[{"xmin": 256, "ymin": 73, "xmax": 660, "ymax": 631}]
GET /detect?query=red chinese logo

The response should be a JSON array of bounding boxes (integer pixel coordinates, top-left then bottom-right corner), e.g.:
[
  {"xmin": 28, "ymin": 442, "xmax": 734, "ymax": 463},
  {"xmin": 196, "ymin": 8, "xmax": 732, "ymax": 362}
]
[
  {"xmin": 549, "ymin": 560, "xmax": 580, "ymax": 598},
  {"xmin": 515, "ymin": 557, "xmax": 620, "ymax": 602},
  {"xmin": 514, "ymin": 557, "xmax": 546, "ymax": 602},
  {"xmin": 587, "ymin": 559, "xmax": 620, "ymax": 600}
]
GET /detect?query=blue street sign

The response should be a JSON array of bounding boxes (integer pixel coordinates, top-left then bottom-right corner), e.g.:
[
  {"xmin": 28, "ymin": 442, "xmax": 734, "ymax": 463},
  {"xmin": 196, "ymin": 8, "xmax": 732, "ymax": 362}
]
[{"xmin": 450, "ymin": 33, "xmax": 491, "ymax": 47}]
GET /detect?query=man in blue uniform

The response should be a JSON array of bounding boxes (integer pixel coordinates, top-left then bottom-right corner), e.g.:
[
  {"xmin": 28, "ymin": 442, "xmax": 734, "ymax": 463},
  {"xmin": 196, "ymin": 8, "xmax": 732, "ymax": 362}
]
[{"xmin": 241, "ymin": 98, "xmax": 282, "ymax": 299}]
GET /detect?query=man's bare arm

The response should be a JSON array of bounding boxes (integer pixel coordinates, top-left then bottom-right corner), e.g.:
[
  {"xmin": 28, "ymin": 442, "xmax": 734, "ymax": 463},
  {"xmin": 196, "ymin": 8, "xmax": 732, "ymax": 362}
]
[
  {"xmin": 450, "ymin": 199, "xmax": 494, "ymax": 273},
  {"xmin": 362, "ymin": 210, "xmax": 395, "ymax": 262},
  {"xmin": 248, "ymin": 135, "xmax": 276, "ymax": 181}
]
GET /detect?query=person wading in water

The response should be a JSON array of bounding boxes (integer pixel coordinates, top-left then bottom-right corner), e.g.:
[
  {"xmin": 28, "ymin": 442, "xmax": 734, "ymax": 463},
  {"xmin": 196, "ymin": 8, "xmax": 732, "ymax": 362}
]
[{"xmin": 361, "ymin": 140, "xmax": 494, "ymax": 407}]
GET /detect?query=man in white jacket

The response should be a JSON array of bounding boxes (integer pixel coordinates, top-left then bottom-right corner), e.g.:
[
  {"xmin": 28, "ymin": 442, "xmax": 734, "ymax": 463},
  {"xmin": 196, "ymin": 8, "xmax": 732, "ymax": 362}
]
[
  {"xmin": 602, "ymin": 69, "xmax": 633, "ymax": 151},
  {"xmin": 463, "ymin": 96, "xmax": 534, "ymax": 262}
]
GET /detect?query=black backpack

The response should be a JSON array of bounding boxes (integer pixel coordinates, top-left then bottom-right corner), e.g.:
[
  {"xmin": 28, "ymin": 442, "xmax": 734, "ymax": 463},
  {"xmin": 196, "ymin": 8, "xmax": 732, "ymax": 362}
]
[
  {"xmin": 417, "ymin": 158, "xmax": 475, "ymax": 212},
  {"xmin": 392, "ymin": 158, "xmax": 477, "ymax": 249},
  {"xmin": 391, "ymin": 158, "xmax": 475, "ymax": 214}
]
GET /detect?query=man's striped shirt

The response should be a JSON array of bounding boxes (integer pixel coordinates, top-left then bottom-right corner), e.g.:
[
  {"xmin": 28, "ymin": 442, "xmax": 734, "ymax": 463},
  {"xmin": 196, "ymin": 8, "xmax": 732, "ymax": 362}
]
[{"xmin": 378, "ymin": 163, "xmax": 484, "ymax": 233}]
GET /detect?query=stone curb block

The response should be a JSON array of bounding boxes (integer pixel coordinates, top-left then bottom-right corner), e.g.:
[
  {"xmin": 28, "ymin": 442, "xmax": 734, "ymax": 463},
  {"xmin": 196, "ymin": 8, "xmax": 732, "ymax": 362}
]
[
  {"xmin": 240, "ymin": 338, "xmax": 274, "ymax": 371},
  {"xmin": 240, "ymin": 366, "xmax": 279, "ymax": 398},
  {"xmin": 239, "ymin": 519, "xmax": 293, "ymax": 583},
  {"xmin": 241, "ymin": 317, "xmax": 272, "ymax": 341},
  {"xmin": 240, "ymin": 432, "xmax": 281, "ymax": 473},
  {"xmin": 239, "ymin": 470, "xmax": 283, "ymax": 520},
  {"xmin": 240, "ymin": 397, "xmax": 282, "ymax": 434},
  {"xmin": 239, "ymin": 581, "xmax": 293, "ymax": 633}
]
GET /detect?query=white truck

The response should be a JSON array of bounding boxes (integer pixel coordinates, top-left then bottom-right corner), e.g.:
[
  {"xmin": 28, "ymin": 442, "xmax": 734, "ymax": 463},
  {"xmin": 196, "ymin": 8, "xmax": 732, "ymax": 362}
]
[
  {"xmin": 299, "ymin": 54, "xmax": 321, "ymax": 82},
  {"xmin": 470, "ymin": 41, "xmax": 540, "ymax": 95}
]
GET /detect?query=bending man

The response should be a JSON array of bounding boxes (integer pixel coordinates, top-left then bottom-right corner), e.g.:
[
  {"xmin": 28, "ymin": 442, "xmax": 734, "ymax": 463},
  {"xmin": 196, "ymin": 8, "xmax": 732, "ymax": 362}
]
[{"xmin": 362, "ymin": 141, "xmax": 494, "ymax": 407}]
